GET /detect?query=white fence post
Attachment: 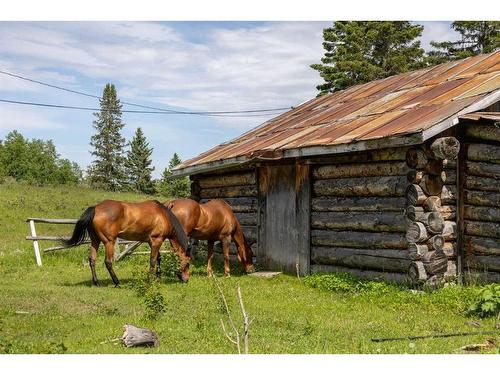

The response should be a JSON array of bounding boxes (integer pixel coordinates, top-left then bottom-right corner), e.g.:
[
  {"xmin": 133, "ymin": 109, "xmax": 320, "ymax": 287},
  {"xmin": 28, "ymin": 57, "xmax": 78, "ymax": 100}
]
[{"xmin": 29, "ymin": 219, "xmax": 42, "ymax": 266}]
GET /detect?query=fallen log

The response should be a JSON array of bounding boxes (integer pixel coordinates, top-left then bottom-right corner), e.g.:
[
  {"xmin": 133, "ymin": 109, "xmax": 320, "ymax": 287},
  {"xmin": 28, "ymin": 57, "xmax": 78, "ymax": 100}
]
[
  {"xmin": 311, "ymin": 229, "xmax": 407, "ymax": 249},
  {"xmin": 465, "ymin": 123, "xmax": 500, "ymax": 142},
  {"xmin": 428, "ymin": 137, "xmax": 460, "ymax": 160},
  {"xmin": 467, "ymin": 143, "xmax": 500, "ymax": 163},
  {"xmin": 312, "ymin": 176, "xmax": 407, "ymax": 197},
  {"xmin": 312, "ymin": 196, "xmax": 406, "ymax": 212},
  {"xmin": 311, "ymin": 211, "xmax": 407, "ymax": 232},
  {"xmin": 312, "ymin": 161, "xmax": 409, "ymax": 179},
  {"xmin": 122, "ymin": 324, "xmax": 159, "ymax": 348}
]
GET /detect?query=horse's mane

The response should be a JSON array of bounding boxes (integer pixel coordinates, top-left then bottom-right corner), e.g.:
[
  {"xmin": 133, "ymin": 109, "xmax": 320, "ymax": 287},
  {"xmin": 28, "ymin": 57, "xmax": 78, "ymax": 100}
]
[{"xmin": 153, "ymin": 200, "xmax": 189, "ymax": 252}]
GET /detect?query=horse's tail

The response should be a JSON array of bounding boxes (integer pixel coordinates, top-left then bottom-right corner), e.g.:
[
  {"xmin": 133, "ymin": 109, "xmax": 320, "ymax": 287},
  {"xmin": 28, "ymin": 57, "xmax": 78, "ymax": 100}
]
[
  {"xmin": 154, "ymin": 201, "xmax": 189, "ymax": 254},
  {"xmin": 62, "ymin": 206, "xmax": 95, "ymax": 247}
]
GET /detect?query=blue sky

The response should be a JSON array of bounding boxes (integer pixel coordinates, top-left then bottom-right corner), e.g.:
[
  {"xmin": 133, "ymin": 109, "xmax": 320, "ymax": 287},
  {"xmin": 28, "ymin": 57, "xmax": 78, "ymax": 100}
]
[{"xmin": 0, "ymin": 21, "xmax": 459, "ymax": 177}]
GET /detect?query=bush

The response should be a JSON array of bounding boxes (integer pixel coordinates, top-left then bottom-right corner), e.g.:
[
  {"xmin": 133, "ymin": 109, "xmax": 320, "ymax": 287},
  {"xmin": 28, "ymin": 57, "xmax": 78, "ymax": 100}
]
[
  {"xmin": 467, "ymin": 284, "xmax": 500, "ymax": 318},
  {"xmin": 143, "ymin": 281, "xmax": 166, "ymax": 320}
]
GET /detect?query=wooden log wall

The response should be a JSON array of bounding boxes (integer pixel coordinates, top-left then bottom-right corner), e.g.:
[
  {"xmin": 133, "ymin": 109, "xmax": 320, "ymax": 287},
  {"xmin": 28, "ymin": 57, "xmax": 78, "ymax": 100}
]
[
  {"xmin": 190, "ymin": 169, "xmax": 258, "ymax": 258},
  {"xmin": 463, "ymin": 122, "xmax": 500, "ymax": 283},
  {"xmin": 406, "ymin": 137, "xmax": 459, "ymax": 285},
  {"xmin": 310, "ymin": 147, "xmax": 413, "ymax": 281}
]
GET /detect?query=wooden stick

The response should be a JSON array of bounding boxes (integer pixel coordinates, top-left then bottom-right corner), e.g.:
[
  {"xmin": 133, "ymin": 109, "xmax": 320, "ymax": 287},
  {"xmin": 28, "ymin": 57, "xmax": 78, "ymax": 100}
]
[
  {"xmin": 212, "ymin": 276, "xmax": 241, "ymax": 354},
  {"xmin": 237, "ymin": 283, "xmax": 251, "ymax": 354},
  {"xmin": 372, "ymin": 330, "xmax": 499, "ymax": 343}
]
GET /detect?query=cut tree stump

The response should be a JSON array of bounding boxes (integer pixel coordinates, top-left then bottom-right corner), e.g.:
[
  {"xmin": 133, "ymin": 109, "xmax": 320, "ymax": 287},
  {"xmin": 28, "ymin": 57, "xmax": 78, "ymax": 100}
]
[{"xmin": 122, "ymin": 324, "xmax": 159, "ymax": 348}]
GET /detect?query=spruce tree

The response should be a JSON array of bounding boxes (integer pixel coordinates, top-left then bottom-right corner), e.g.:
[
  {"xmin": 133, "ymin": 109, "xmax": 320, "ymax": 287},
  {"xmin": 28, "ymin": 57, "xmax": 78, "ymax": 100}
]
[
  {"xmin": 88, "ymin": 83, "xmax": 127, "ymax": 191},
  {"xmin": 427, "ymin": 22, "xmax": 500, "ymax": 64},
  {"xmin": 124, "ymin": 127, "xmax": 155, "ymax": 194},
  {"xmin": 158, "ymin": 153, "xmax": 190, "ymax": 198},
  {"xmin": 311, "ymin": 21, "xmax": 425, "ymax": 95}
]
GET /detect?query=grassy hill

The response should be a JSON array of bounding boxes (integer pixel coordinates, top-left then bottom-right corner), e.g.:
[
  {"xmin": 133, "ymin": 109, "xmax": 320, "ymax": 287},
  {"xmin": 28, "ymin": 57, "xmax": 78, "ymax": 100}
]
[{"xmin": 0, "ymin": 181, "xmax": 498, "ymax": 354}]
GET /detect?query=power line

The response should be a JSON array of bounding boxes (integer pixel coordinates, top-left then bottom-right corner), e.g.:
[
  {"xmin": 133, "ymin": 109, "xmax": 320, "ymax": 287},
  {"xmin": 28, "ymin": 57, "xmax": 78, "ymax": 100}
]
[
  {"xmin": 0, "ymin": 98, "xmax": 285, "ymax": 118},
  {"xmin": 0, "ymin": 69, "xmax": 292, "ymax": 116}
]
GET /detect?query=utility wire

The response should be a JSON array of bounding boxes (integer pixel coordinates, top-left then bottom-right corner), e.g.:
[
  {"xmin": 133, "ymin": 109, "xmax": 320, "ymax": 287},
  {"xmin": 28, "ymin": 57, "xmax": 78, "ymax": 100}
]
[
  {"xmin": 0, "ymin": 98, "xmax": 285, "ymax": 118},
  {"xmin": 0, "ymin": 69, "xmax": 292, "ymax": 116}
]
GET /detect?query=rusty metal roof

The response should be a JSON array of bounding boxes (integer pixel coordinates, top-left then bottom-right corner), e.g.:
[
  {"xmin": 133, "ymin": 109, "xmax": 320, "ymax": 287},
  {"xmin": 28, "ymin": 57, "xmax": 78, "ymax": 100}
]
[
  {"xmin": 460, "ymin": 111, "xmax": 500, "ymax": 122},
  {"xmin": 174, "ymin": 51, "xmax": 500, "ymax": 176}
]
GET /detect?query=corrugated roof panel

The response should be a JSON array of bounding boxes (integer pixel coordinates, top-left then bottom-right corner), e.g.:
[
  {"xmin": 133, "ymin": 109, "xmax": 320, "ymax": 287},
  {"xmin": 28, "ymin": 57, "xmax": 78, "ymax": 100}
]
[
  {"xmin": 455, "ymin": 52, "xmax": 500, "ymax": 78},
  {"xmin": 330, "ymin": 110, "xmax": 409, "ymax": 144},
  {"xmin": 176, "ymin": 51, "xmax": 500, "ymax": 173}
]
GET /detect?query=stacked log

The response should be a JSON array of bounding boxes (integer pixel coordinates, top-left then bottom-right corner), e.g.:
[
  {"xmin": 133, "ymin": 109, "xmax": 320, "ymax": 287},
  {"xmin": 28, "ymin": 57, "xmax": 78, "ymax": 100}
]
[
  {"xmin": 191, "ymin": 170, "xmax": 258, "ymax": 257},
  {"xmin": 463, "ymin": 123, "xmax": 500, "ymax": 282},
  {"xmin": 310, "ymin": 149, "xmax": 412, "ymax": 279},
  {"xmin": 405, "ymin": 137, "xmax": 459, "ymax": 284}
]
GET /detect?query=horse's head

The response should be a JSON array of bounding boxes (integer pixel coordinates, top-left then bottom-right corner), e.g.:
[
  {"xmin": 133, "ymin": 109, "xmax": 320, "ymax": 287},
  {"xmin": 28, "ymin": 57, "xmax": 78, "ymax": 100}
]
[{"xmin": 243, "ymin": 239, "xmax": 256, "ymax": 274}]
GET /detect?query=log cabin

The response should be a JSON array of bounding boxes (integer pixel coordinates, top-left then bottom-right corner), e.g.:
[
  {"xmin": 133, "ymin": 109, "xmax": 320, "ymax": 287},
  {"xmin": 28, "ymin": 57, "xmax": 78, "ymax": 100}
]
[{"xmin": 171, "ymin": 51, "xmax": 500, "ymax": 285}]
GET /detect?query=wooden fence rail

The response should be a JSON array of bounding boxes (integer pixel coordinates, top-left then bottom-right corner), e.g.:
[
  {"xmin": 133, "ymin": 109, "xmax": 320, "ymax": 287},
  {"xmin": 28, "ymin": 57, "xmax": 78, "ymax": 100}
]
[{"xmin": 25, "ymin": 217, "xmax": 142, "ymax": 266}]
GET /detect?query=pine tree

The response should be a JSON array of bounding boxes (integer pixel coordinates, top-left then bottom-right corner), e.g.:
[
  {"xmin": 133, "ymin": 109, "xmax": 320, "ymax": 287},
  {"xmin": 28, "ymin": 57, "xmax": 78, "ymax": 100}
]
[
  {"xmin": 124, "ymin": 127, "xmax": 155, "ymax": 194},
  {"xmin": 311, "ymin": 21, "xmax": 425, "ymax": 95},
  {"xmin": 427, "ymin": 22, "xmax": 500, "ymax": 64},
  {"xmin": 158, "ymin": 153, "xmax": 190, "ymax": 198},
  {"xmin": 88, "ymin": 83, "xmax": 127, "ymax": 191}
]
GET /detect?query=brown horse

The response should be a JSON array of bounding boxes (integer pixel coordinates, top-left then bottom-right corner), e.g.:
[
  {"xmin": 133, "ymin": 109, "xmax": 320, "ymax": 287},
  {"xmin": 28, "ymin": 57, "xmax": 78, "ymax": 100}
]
[
  {"xmin": 64, "ymin": 200, "xmax": 189, "ymax": 286},
  {"xmin": 165, "ymin": 198, "xmax": 255, "ymax": 280}
]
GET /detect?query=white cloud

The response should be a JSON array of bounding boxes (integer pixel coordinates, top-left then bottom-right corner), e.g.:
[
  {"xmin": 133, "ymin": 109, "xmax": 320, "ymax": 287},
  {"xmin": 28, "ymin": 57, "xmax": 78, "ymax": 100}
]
[{"xmin": 0, "ymin": 105, "xmax": 66, "ymax": 130}]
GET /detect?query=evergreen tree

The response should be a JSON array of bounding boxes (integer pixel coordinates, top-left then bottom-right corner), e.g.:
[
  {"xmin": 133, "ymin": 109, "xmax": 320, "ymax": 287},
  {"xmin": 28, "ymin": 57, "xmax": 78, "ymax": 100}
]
[
  {"xmin": 87, "ymin": 83, "xmax": 127, "ymax": 191},
  {"xmin": 311, "ymin": 21, "xmax": 425, "ymax": 95},
  {"xmin": 427, "ymin": 22, "xmax": 500, "ymax": 64},
  {"xmin": 158, "ymin": 153, "xmax": 190, "ymax": 198},
  {"xmin": 124, "ymin": 127, "xmax": 155, "ymax": 194}
]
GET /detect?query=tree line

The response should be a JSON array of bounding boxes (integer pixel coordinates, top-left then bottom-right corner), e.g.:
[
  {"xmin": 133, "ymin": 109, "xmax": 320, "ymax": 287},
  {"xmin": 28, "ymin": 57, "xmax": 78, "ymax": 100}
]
[
  {"xmin": 0, "ymin": 84, "xmax": 189, "ymax": 197},
  {"xmin": 312, "ymin": 21, "xmax": 499, "ymax": 94}
]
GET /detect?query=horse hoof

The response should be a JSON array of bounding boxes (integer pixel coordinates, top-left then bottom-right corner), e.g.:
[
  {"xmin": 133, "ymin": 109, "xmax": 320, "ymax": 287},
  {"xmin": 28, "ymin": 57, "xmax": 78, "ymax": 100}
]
[{"xmin": 114, "ymin": 283, "xmax": 120, "ymax": 288}]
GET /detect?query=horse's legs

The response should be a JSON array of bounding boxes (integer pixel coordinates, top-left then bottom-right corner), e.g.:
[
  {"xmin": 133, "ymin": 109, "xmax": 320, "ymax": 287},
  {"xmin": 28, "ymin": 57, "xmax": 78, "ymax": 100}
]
[
  {"xmin": 206, "ymin": 240, "xmax": 215, "ymax": 277},
  {"xmin": 89, "ymin": 234, "xmax": 101, "ymax": 286},
  {"xmin": 149, "ymin": 237, "xmax": 163, "ymax": 280},
  {"xmin": 170, "ymin": 238, "xmax": 191, "ymax": 282},
  {"xmin": 221, "ymin": 236, "xmax": 231, "ymax": 277},
  {"xmin": 103, "ymin": 240, "xmax": 120, "ymax": 287}
]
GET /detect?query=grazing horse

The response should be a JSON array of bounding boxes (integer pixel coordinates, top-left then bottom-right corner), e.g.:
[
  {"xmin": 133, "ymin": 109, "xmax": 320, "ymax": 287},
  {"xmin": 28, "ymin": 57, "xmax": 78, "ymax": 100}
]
[
  {"xmin": 165, "ymin": 198, "xmax": 255, "ymax": 279},
  {"xmin": 64, "ymin": 200, "xmax": 189, "ymax": 286}
]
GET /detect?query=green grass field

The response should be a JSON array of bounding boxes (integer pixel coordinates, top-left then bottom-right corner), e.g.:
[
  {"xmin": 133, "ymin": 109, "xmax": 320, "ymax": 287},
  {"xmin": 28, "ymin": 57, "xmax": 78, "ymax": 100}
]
[{"xmin": 0, "ymin": 180, "xmax": 498, "ymax": 354}]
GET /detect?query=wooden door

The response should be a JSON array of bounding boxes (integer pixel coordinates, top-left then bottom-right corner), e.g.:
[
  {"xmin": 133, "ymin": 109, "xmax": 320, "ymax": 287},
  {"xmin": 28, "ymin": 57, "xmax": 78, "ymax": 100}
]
[{"xmin": 257, "ymin": 163, "xmax": 310, "ymax": 274}]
